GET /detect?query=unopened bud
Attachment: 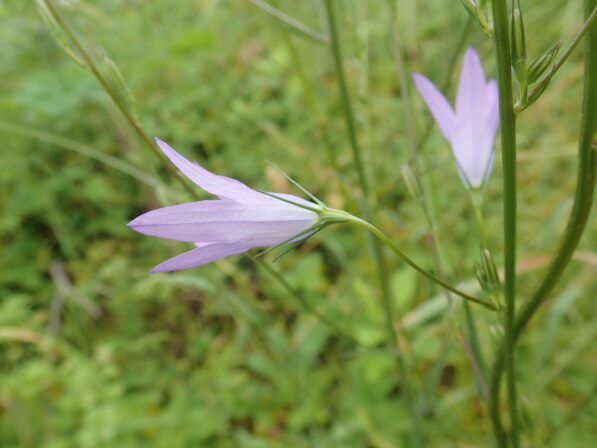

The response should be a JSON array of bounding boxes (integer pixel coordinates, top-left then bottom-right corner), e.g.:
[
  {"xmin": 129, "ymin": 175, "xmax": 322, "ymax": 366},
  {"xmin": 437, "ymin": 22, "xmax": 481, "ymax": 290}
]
[
  {"xmin": 459, "ymin": 0, "xmax": 493, "ymax": 33},
  {"xmin": 527, "ymin": 42, "xmax": 561, "ymax": 84},
  {"xmin": 475, "ymin": 248, "xmax": 501, "ymax": 305},
  {"xmin": 101, "ymin": 56, "xmax": 139, "ymax": 123},
  {"xmin": 523, "ymin": 74, "xmax": 552, "ymax": 110},
  {"xmin": 459, "ymin": 0, "xmax": 477, "ymax": 18},
  {"xmin": 511, "ymin": 0, "xmax": 527, "ymax": 84},
  {"xmin": 400, "ymin": 163, "xmax": 421, "ymax": 201}
]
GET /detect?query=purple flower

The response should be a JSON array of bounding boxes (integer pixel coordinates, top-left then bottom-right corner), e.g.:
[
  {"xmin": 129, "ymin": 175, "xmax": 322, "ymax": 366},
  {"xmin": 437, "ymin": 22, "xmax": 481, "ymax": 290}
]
[
  {"xmin": 128, "ymin": 138, "xmax": 321, "ymax": 272},
  {"xmin": 413, "ymin": 47, "xmax": 499, "ymax": 188}
]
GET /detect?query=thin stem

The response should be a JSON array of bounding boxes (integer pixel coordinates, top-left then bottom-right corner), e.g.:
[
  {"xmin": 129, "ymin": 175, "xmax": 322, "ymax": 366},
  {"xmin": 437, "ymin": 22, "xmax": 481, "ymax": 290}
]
[
  {"xmin": 322, "ymin": 1, "xmax": 421, "ymax": 444},
  {"xmin": 491, "ymin": 0, "xmax": 519, "ymax": 447},
  {"xmin": 323, "ymin": 0, "xmax": 369, "ymax": 195},
  {"xmin": 524, "ymin": 4, "xmax": 597, "ymax": 107},
  {"xmin": 279, "ymin": 31, "xmax": 337, "ymax": 167},
  {"xmin": 387, "ymin": 0, "xmax": 489, "ymax": 402},
  {"xmin": 41, "ymin": 0, "xmax": 196, "ymax": 196},
  {"xmin": 255, "ymin": 259, "xmax": 359, "ymax": 344},
  {"xmin": 490, "ymin": 0, "xmax": 597, "ymax": 439},
  {"xmin": 469, "ymin": 189, "xmax": 489, "ymax": 243},
  {"xmin": 348, "ymin": 216, "xmax": 503, "ymax": 311},
  {"xmin": 247, "ymin": 0, "xmax": 330, "ymax": 45}
]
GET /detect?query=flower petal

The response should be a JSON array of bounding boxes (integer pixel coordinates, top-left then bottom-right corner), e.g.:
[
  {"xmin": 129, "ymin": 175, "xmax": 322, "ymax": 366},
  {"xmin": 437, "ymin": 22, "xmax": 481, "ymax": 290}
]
[
  {"xmin": 450, "ymin": 118, "xmax": 496, "ymax": 188},
  {"xmin": 155, "ymin": 137, "xmax": 264, "ymax": 202},
  {"xmin": 455, "ymin": 47, "xmax": 487, "ymax": 119},
  {"xmin": 128, "ymin": 199, "xmax": 318, "ymax": 245},
  {"xmin": 150, "ymin": 241, "xmax": 253, "ymax": 273},
  {"xmin": 412, "ymin": 73, "xmax": 456, "ymax": 140}
]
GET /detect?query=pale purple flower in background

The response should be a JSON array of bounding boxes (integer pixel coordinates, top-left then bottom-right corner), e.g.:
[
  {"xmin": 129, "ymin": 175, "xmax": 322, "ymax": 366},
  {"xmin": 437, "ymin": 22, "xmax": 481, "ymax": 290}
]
[
  {"xmin": 128, "ymin": 138, "xmax": 321, "ymax": 273},
  {"xmin": 413, "ymin": 47, "xmax": 499, "ymax": 189}
]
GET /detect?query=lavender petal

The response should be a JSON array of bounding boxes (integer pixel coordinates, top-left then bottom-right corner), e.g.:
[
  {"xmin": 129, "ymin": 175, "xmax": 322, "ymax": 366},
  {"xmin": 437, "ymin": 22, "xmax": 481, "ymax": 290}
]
[
  {"xmin": 155, "ymin": 137, "xmax": 264, "ymax": 202},
  {"xmin": 128, "ymin": 199, "xmax": 318, "ymax": 244},
  {"xmin": 150, "ymin": 241, "xmax": 253, "ymax": 273},
  {"xmin": 412, "ymin": 73, "xmax": 456, "ymax": 140},
  {"xmin": 455, "ymin": 47, "xmax": 487, "ymax": 119}
]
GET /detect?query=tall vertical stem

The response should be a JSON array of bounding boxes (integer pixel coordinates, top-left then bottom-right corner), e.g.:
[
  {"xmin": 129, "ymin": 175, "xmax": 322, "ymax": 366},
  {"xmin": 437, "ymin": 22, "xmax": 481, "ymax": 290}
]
[
  {"xmin": 322, "ymin": 0, "xmax": 421, "ymax": 445},
  {"xmin": 491, "ymin": 0, "xmax": 519, "ymax": 446},
  {"xmin": 490, "ymin": 0, "xmax": 597, "ymax": 442}
]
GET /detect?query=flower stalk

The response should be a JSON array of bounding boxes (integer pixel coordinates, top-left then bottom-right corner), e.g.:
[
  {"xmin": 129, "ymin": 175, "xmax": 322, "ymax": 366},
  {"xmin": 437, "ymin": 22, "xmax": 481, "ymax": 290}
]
[
  {"xmin": 490, "ymin": 0, "xmax": 519, "ymax": 446},
  {"xmin": 490, "ymin": 0, "xmax": 597, "ymax": 442}
]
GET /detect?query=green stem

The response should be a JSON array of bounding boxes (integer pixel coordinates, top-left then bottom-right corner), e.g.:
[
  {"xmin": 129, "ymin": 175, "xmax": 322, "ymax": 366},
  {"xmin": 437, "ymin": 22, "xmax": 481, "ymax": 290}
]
[
  {"xmin": 491, "ymin": 0, "xmax": 519, "ymax": 447},
  {"xmin": 281, "ymin": 31, "xmax": 337, "ymax": 167},
  {"xmin": 255, "ymin": 259, "xmax": 358, "ymax": 343},
  {"xmin": 323, "ymin": 0, "xmax": 369, "ymax": 195},
  {"xmin": 490, "ymin": 0, "xmax": 597, "ymax": 439},
  {"xmin": 42, "ymin": 0, "xmax": 196, "ymax": 197},
  {"xmin": 322, "ymin": 1, "xmax": 421, "ymax": 444},
  {"xmin": 387, "ymin": 0, "xmax": 489, "ymax": 402},
  {"xmin": 344, "ymin": 215, "xmax": 503, "ymax": 311},
  {"xmin": 247, "ymin": 0, "xmax": 330, "ymax": 44}
]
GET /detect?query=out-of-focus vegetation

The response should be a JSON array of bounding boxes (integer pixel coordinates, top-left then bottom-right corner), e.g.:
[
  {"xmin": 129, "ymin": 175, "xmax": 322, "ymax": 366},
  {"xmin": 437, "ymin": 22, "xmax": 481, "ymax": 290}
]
[{"xmin": 0, "ymin": 0, "xmax": 595, "ymax": 446}]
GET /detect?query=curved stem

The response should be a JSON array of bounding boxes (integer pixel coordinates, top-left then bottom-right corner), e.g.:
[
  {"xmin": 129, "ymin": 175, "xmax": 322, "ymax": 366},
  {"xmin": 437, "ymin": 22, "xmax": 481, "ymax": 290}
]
[
  {"xmin": 490, "ymin": 0, "xmax": 597, "ymax": 439},
  {"xmin": 346, "ymin": 216, "xmax": 503, "ymax": 311}
]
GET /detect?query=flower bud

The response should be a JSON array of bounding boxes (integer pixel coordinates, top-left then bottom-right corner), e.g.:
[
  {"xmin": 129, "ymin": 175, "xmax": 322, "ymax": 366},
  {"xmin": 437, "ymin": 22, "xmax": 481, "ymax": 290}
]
[
  {"xmin": 101, "ymin": 56, "xmax": 139, "ymax": 123},
  {"xmin": 511, "ymin": 0, "xmax": 527, "ymax": 84},
  {"xmin": 474, "ymin": 248, "xmax": 501, "ymax": 305},
  {"xmin": 523, "ymin": 75, "xmax": 552, "ymax": 110},
  {"xmin": 458, "ymin": 0, "xmax": 493, "ymax": 33},
  {"xmin": 527, "ymin": 42, "xmax": 561, "ymax": 84},
  {"xmin": 459, "ymin": 0, "xmax": 477, "ymax": 18}
]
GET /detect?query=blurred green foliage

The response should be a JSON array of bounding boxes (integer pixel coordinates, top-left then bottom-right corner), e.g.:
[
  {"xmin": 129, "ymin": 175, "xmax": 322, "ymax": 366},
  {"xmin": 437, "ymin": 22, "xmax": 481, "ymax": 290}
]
[{"xmin": 0, "ymin": 0, "xmax": 595, "ymax": 446}]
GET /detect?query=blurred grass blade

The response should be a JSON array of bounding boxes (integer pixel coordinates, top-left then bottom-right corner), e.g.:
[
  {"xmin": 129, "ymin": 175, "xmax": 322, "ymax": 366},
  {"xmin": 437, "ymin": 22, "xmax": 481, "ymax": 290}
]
[
  {"xmin": 101, "ymin": 56, "xmax": 140, "ymax": 124},
  {"xmin": 36, "ymin": 0, "xmax": 88, "ymax": 69},
  {"xmin": 0, "ymin": 121, "xmax": 157, "ymax": 186},
  {"xmin": 248, "ymin": 0, "xmax": 329, "ymax": 44}
]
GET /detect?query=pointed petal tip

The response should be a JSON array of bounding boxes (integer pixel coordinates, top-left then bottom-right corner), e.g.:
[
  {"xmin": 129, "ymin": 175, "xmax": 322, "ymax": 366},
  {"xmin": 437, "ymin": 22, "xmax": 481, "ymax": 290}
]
[
  {"xmin": 154, "ymin": 136, "xmax": 173, "ymax": 154},
  {"xmin": 411, "ymin": 72, "xmax": 427, "ymax": 86},
  {"xmin": 465, "ymin": 46, "xmax": 476, "ymax": 56}
]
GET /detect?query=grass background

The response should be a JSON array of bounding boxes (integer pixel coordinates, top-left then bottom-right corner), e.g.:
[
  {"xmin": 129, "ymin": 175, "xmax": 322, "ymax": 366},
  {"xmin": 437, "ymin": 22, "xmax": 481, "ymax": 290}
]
[{"xmin": 0, "ymin": 0, "xmax": 595, "ymax": 446}]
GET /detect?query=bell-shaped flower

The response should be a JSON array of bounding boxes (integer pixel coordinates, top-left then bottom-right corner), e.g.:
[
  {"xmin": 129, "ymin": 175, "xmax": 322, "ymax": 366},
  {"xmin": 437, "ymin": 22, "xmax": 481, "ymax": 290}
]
[
  {"xmin": 128, "ymin": 138, "xmax": 323, "ymax": 272},
  {"xmin": 413, "ymin": 47, "xmax": 499, "ymax": 189}
]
